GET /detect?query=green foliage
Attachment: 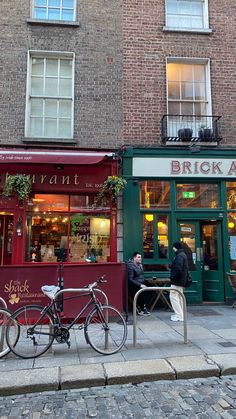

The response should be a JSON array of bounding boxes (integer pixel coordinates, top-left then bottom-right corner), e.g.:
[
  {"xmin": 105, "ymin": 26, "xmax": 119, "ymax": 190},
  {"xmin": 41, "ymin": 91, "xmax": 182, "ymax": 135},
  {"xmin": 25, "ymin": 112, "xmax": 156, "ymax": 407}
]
[
  {"xmin": 93, "ymin": 176, "xmax": 127, "ymax": 207},
  {"xmin": 70, "ymin": 214, "xmax": 88, "ymax": 236},
  {"xmin": 2, "ymin": 174, "xmax": 32, "ymax": 201}
]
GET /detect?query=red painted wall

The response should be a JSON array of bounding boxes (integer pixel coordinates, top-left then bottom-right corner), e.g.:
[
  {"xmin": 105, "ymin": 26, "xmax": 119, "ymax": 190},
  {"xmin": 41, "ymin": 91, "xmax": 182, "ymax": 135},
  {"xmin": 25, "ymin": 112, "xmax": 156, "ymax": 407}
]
[{"xmin": 0, "ymin": 263, "xmax": 126, "ymax": 315}]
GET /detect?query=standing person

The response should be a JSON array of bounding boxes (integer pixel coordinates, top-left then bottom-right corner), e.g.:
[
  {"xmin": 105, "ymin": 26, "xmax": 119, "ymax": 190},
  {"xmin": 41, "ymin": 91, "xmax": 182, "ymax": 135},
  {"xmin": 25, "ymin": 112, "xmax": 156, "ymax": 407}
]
[
  {"xmin": 127, "ymin": 251, "xmax": 150, "ymax": 316},
  {"xmin": 169, "ymin": 241, "xmax": 188, "ymax": 322}
]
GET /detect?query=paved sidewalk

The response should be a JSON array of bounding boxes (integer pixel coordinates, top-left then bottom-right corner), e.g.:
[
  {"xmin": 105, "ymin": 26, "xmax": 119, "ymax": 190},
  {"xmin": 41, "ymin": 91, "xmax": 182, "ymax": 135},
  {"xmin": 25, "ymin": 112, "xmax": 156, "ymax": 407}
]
[{"xmin": 1, "ymin": 305, "xmax": 236, "ymax": 396}]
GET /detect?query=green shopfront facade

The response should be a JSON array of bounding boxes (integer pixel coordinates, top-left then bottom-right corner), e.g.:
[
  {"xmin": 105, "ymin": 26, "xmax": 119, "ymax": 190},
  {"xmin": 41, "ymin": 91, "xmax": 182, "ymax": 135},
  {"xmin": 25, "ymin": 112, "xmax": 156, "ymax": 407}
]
[{"xmin": 122, "ymin": 147, "xmax": 236, "ymax": 305}]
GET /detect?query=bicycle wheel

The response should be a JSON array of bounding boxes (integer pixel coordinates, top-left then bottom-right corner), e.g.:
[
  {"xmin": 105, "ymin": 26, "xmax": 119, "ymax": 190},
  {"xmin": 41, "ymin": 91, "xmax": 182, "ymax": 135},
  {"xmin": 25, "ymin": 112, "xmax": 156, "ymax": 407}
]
[
  {"xmin": 0, "ymin": 308, "xmax": 19, "ymax": 358},
  {"xmin": 84, "ymin": 305, "xmax": 127, "ymax": 355},
  {"xmin": 6, "ymin": 305, "xmax": 55, "ymax": 359}
]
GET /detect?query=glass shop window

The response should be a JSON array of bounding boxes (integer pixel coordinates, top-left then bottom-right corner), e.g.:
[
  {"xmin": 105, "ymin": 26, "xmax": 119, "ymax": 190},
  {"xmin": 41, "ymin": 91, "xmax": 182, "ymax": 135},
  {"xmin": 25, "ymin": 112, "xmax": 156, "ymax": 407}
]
[
  {"xmin": 226, "ymin": 182, "xmax": 236, "ymax": 210},
  {"xmin": 25, "ymin": 194, "xmax": 110, "ymax": 263},
  {"xmin": 140, "ymin": 181, "xmax": 170, "ymax": 209},
  {"xmin": 176, "ymin": 183, "xmax": 219, "ymax": 208},
  {"xmin": 228, "ymin": 212, "xmax": 236, "ymax": 271},
  {"xmin": 142, "ymin": 214, "xmax": 169, "ymax": 260}
]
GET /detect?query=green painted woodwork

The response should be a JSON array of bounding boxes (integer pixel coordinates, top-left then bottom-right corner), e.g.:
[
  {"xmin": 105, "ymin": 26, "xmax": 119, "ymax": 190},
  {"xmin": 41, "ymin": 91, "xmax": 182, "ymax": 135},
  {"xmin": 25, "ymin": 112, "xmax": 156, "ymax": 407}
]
[{"xmin": 122, "ymin": 147, "xmax": 236, "ymax": 304}]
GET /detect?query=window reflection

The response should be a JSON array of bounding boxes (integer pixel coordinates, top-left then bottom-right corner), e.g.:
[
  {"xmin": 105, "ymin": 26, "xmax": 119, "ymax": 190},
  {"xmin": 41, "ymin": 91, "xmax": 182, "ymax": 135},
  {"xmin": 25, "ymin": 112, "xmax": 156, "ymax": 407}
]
[
  {"xmin": 157, "ymin": 216, "xmax": 169, "ymax": 259},
  {"xmin": 140, "ymin": 181, "xmax": 170, "ymax": 208},
  {"xmin": 25, "ymin": 194, "xmax": 110, "ymax": 263},
  {"xmin": 177, "ymin": 183, "xmax": 219, "ymax": 208},
  {"xmin": 69, "ymin": 215, "xmax": 110, "ymax": 262},
  {"xmin": 226, "ymin": 182, "xmax": 236, "ymax": 209},
  {"xmin": 142, "ymin": 214, "xmax": 169, "ymax": 260},
  {"xmin": 228, "ymin": 212, "xmax": 236, "ymax": 271},
  {"xmin": 143, "ymin": 214, "xmax": 154, "ymax": 259}
]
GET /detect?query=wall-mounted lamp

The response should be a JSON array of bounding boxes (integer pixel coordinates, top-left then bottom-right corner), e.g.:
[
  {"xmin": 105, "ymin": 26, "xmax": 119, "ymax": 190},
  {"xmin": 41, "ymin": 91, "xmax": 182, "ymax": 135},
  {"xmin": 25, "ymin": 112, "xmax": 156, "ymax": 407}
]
[{"xmin": 16, "ymin": 217, "xmax": 23, "ymax": 236}]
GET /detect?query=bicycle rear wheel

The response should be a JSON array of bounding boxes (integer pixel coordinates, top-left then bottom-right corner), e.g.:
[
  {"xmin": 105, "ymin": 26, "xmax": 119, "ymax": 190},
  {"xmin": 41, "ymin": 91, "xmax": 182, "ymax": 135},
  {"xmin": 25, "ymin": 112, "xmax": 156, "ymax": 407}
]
[
  {"xmin": 6, "ymin": 305, "xmax": 55, "ymax": 359},
  {"xmin": 0, "ymin": 308, "xmax": 19, "ymax": 358},
  {"xmin": 84, "ymin": 305, "xmax": 127, "ymax": 355}
]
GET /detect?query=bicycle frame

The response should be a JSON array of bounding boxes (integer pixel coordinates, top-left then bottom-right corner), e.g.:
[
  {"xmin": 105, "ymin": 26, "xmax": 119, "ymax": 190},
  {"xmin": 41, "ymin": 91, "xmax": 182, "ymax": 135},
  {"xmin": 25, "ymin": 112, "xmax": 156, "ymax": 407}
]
[{"xmin": 30, "ymin": 286, "xmax": 109, "ymax": 336}]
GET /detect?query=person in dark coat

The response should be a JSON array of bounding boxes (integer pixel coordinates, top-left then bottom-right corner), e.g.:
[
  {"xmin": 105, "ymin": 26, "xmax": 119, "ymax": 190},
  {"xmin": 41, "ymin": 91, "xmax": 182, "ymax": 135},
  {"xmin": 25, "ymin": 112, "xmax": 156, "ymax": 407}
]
[
  {"xmin": 169, "ymin": 241, "xmax": 189, "ymax": 322},
  {"xmin": 127, "ymin": 251, "xmax": 150, "ymax": 316}
]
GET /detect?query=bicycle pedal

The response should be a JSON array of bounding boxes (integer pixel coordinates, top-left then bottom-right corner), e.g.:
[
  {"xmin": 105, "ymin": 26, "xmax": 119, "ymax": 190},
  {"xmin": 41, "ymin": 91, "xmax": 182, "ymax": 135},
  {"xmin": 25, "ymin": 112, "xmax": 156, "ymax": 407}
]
[{"xmin": 66, "ymin": 340, "xmax": 71, "ymax": 348}]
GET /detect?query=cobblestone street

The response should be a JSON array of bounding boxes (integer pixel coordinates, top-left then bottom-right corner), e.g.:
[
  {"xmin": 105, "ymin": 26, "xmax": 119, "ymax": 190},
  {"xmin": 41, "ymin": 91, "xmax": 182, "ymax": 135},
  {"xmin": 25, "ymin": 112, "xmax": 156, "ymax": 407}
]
[{"xmin": 1, "ymin": 376, "xmax": 236, "ymax": 418}]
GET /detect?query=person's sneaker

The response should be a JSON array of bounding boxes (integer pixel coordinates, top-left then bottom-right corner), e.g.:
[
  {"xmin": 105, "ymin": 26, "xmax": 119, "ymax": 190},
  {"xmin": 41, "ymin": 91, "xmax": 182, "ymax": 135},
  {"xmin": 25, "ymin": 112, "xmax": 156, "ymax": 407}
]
[
  {"xmin": 138, "ymin": 306, "xmax": 151, "ymax": 316},
  {"xmin": 171, "ymin": 314, "xmax": 183, "ymax": 322},
  {"xmin": 143, "ymin": 306, "xmax": 151, "ymax": 316}
]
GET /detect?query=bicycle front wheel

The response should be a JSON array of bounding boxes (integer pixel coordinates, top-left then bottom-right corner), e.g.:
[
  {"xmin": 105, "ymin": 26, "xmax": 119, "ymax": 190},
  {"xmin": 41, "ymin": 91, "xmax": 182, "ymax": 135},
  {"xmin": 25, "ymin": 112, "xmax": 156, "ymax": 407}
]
[
  {"xmin": 6, "ymin": 305, "xmax": 55, "ymax": 359},
  {"xmin": 0, "ymin": 308, "xmax": 19, "ymax": 359},
  {"xmin": 84, "ymin": 305, "xmax": 127, "ymax": 355}
]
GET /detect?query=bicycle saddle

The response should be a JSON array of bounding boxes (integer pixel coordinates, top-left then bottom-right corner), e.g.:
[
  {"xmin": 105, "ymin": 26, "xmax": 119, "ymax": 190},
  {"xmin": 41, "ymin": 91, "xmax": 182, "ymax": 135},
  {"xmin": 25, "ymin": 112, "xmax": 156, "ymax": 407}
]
[{"xmin": 41, "ymin": 285, "xmax": 60, "ymax": 300}]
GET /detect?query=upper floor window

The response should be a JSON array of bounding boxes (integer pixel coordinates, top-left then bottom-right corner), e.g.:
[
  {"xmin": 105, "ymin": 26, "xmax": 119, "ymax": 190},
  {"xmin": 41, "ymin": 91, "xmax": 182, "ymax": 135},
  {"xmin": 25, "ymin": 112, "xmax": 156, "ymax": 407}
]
[
  {"xmin": 25, "ymin": 51, "xmax": 74, "ymax": 139},
  {"xmin": 167, "ymin": 59, "xmax": 211, "ymax": 138},
  {"xmin": 32, "ymin": 0, "xmax": 76, "ymax": 21},
  {"xmin": 165, "ymin": 0, "xmax": 209, "ymax": 30}
]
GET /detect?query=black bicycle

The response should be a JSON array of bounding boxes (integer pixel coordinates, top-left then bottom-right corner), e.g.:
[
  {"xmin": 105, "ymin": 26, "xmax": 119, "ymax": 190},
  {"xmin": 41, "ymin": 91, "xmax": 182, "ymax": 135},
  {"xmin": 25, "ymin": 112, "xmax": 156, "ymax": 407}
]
[{"xmin": 6, "ymin": 276, "xmax": 127, "ymax": 359}]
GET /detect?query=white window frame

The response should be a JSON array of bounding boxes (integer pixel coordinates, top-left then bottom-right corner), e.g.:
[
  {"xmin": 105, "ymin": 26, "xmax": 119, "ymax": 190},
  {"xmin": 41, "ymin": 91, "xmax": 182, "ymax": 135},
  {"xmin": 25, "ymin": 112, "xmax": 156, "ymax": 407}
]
[
  {"xmin": 165, "ymin": 0, "xmax": 210, "ymax": 32},
  {"xmin": 31, "ymin": 0, "xmax": 77, "ymax": 22},
  {"xmin": 166, "ymin": 57, "xmax": 212, "ymax": 137},
  {"xmin": 25, "ymin": 50, "xmax": 75, "ymax": 140}
]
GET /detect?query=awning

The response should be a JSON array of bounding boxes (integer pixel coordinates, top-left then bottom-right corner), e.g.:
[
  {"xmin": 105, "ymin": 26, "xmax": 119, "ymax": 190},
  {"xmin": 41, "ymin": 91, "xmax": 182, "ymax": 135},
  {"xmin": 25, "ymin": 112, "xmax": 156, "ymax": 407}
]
[{"xmin": 0, "ymin": 149, "xmax": 116, "ymax": 165}]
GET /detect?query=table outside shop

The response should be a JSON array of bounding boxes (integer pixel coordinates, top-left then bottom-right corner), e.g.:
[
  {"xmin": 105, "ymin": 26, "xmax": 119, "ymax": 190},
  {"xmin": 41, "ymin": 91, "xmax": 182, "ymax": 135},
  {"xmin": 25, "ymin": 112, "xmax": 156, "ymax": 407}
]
[{"xmin": 145, "ymin": 277, "xmax": 172, "ymax": 311}]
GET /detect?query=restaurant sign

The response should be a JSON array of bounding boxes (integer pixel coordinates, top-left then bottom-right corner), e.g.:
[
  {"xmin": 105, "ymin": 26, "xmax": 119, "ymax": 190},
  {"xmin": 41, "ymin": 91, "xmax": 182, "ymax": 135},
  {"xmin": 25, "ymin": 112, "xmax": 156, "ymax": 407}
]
[{"xmin": 133, "ymin": 158, "xmax": 236, "ymax": 178}]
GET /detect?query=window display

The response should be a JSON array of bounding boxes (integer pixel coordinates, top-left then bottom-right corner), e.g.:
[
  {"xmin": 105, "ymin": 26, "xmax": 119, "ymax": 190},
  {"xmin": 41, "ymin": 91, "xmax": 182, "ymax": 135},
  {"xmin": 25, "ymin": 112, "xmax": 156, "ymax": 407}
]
[{"xmin": 25, "ymin": 194, "xmax": 110, "ymax": 263}]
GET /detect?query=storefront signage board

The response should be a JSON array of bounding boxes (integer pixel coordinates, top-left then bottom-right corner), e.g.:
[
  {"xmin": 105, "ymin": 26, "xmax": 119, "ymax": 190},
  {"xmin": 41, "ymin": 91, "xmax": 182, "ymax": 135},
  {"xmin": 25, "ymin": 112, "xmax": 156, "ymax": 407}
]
[{"xmin": 133, "ymin": 158, "xmax": 236, "ymax": 178}]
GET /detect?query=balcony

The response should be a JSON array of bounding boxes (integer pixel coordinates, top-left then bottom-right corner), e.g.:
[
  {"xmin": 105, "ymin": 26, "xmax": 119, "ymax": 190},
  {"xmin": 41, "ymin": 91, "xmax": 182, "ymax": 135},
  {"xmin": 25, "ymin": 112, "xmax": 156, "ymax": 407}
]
[{"xmin": 161, "ymin": 115, "xmax": 222, "ymax": 146}]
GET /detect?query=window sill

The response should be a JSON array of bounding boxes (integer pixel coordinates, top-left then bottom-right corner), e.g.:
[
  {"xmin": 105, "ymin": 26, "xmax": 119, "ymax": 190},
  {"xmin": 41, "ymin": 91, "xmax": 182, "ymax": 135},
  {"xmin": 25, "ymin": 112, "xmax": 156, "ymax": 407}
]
[
  {"xmin": 23, "ymin": 137, "xmax": 76, "ymax": 144},
  {"xmin": 163, "ymin": 26, "xmax": 212, "ymax": 34},
  {"xmin": 27, "ymin": 18, "xmax": 80, "ymax": 27}
]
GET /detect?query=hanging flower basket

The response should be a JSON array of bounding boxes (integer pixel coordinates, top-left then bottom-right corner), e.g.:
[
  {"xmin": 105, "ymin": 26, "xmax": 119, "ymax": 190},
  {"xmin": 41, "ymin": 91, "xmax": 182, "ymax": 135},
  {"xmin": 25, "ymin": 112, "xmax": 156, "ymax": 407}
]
[
  {"xmin": 2, "ymin": 174, "xmax": 32, "ymax": 202},
  {"xmin": 93, "ymin": 176, "xmax": 127, "ymax": 207}
]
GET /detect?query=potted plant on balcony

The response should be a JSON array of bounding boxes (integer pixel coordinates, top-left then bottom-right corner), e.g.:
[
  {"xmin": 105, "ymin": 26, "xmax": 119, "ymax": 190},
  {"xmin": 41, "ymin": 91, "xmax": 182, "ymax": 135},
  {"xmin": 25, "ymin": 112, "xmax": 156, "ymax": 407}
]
[
  {"xmin": 93, "ymin": 176, "xmax": 127, "ymax": 207},
  {"xmin": 2, "ymin": 174, "xmax": 32, "ymax": 203},
  {"xmin": 178, "ymin": 128, "xmax": 193, "ymax": 141},
  {"xmin": 198, "ymin": 125, "xmax": 213, "ymax": 140}
]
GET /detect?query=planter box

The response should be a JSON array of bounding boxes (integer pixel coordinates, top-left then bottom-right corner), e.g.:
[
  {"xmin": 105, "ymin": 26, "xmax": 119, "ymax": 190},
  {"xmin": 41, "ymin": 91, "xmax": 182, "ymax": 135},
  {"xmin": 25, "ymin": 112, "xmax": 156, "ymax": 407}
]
[
  {"xmin": 178, "ymin": 128, "xmax": 193, "ymax": 141},
  {"xmin": 198, "ymin": 128, "xmax": 213, "ymax": 140}
]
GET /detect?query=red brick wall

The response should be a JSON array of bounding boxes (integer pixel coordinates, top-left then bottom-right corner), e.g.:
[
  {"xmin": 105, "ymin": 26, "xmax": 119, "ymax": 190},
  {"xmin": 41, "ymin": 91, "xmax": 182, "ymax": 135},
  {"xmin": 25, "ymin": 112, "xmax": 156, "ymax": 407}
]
[{"xmin": 123, "ymin": 0, "xmax": 236, "ymax": 146}]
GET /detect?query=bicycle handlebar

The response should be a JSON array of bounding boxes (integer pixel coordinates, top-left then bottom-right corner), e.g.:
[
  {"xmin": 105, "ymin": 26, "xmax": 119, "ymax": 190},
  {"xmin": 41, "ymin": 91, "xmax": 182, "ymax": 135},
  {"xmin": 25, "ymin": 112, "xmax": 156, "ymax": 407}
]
[{"xmin": 86, "ymin": 275, "xmax": 107, "ymax": 291}]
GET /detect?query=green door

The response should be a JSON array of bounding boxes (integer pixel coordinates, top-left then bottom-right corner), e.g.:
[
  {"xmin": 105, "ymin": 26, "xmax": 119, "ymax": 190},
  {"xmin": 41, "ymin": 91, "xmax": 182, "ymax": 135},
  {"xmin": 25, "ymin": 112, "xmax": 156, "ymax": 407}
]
[{"xmin": 177, "ymin": 220, "xmax": 224, "ymax": 303}]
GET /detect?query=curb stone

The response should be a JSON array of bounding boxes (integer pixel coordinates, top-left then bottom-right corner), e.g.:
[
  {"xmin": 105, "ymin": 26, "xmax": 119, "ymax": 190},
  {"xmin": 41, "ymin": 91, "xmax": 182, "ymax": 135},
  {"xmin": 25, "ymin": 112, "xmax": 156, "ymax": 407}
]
[
  {"xmin": 209, "ymin": 354, "xmax": 236, "ymax": 376},
  {"xmin": 166, "ymin": 355, "xmax": 220, "ymax": 379},
  {"xmin": 104, "ymin": 359, "xmax": 175, "ymax": 385},
  {"xmin": 60, "ymin": 364, "xmax": 105, "ymax": 389},
  {"xmin": 0, "ymin": 367, "xmax": 58, "ymax": 396}
]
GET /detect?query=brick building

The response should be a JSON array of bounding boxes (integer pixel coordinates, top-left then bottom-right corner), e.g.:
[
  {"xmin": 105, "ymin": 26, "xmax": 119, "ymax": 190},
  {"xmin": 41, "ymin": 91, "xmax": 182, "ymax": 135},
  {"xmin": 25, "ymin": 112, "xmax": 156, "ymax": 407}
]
[
  {"xmin": 122, "ymin": 0, "xmax": 236, "ymax": 305},
  {"xmin": 0, "ymin": 1, "xmax": 236, "ymax": 309},
  {"xmin": 0, "ymin": 1, "xmax": 125, "ymax": 312}
]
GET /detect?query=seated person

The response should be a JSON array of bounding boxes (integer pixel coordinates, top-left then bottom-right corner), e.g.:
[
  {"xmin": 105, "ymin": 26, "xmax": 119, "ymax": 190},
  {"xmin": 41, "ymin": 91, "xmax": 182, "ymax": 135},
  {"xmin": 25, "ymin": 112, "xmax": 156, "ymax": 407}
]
[{"xmin": 127, "ymin": 251, "xmax": 150, "ymax": 316}]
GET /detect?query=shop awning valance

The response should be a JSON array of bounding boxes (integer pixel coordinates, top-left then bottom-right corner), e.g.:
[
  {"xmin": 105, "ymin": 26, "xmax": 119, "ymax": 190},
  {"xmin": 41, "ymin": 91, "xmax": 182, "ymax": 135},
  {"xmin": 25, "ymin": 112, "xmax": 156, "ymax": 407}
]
[{"xmin": 0, "ymin": 149, "xmax": 115, "ymax": 165}]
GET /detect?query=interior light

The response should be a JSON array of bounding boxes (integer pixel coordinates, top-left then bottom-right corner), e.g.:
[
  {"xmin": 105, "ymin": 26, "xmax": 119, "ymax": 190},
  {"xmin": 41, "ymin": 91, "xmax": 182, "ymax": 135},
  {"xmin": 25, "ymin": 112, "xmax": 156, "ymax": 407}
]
[
  {"xmin": 157, "ymin": 221, "xmax": 164, "ymax": 227},
  {"xmin": 16, "ymin": 217, "xmax": 23, "ymax": 236},
  {"xmin": 228, "ymin": 222, "xmax": 234, "ymax": 229},
  {"xmin": 145, "ymin": 214, "xmax": 153, "ymax": 222}
]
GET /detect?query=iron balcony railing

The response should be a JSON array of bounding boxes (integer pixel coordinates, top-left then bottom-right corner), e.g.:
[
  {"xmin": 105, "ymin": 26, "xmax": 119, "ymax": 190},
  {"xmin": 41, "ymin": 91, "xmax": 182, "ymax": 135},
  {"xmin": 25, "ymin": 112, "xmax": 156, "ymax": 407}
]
[{"xmin": 161, "ymin": 115, "xmax": 222, "ymax": 145}]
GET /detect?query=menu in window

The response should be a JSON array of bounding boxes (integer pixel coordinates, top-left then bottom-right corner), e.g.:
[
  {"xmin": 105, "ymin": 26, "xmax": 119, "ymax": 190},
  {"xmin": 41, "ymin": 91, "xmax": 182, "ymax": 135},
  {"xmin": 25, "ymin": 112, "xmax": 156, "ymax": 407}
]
[{"xmin": 230, "ymin": 236, "xmax": 236, "ymax": 260}]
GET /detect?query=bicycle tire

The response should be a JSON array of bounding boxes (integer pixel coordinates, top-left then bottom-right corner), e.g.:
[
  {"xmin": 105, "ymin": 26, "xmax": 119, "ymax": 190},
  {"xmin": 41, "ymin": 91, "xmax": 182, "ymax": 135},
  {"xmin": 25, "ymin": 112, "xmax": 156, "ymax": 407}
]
[
  {"xmin": 0, "ymin": 308, "xmax": 19, "ymax": 359},
  {"xmin": 6, "ymin": 305, "xmax": 55, "ymax": 359},
  {"xmin": 84, "ymin": 305, "xmax": 127, "ymax": 355}
]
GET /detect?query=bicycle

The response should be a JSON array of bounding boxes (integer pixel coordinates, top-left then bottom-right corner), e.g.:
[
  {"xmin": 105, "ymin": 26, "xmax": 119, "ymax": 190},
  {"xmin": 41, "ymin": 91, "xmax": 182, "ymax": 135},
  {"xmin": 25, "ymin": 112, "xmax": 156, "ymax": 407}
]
[
  {"xmin": 0, "ymin": 307, "xmax": 20, "ymax": 359},
  {"xmin": 6, "ymin": 275, "xmax": 127, "ymax": 359}
]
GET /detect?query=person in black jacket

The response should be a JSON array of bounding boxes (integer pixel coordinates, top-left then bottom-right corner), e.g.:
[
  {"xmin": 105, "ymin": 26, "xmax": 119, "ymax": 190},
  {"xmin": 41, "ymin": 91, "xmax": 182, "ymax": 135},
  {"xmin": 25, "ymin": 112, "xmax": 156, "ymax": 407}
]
[
  {"xmin": 169, "ymin": 241, "xmax": 188, "ymax": 322},
  {"xmin": 127, "ymin": 252, "xmax": 150, "ymax": 316}
]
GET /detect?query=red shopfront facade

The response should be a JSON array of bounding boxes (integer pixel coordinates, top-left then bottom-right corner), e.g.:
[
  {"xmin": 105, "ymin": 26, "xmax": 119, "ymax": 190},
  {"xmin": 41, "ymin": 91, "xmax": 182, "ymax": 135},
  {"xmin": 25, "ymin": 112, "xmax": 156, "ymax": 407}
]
[{"xmin": 0, "ymin": 148, "xmax": 126, "ymax": 313}]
